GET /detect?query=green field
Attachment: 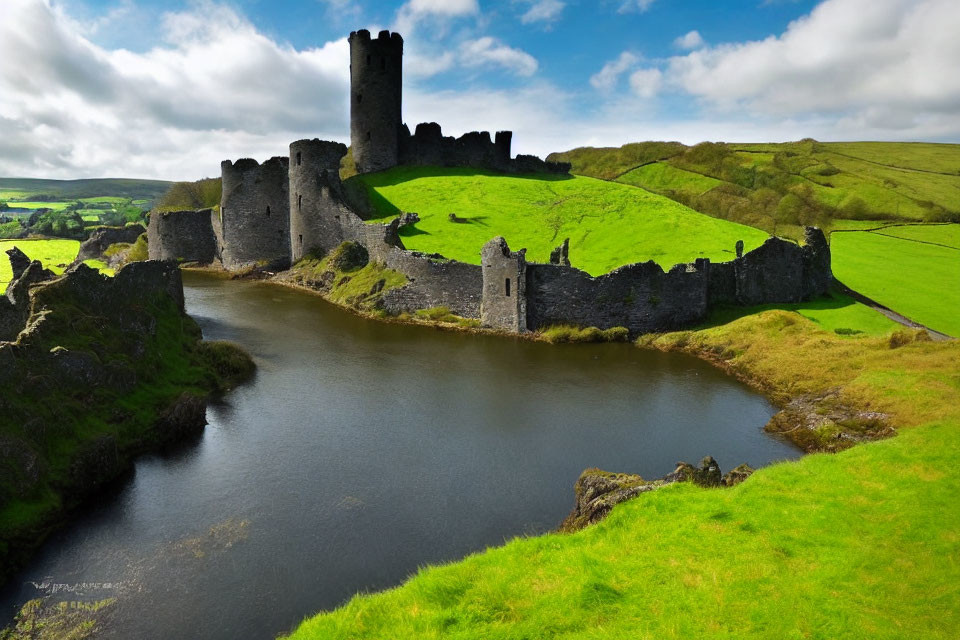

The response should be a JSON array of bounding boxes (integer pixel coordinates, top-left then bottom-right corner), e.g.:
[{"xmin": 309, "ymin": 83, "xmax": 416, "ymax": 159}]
[
  {"xmin": 831, "ymin": 225, "xmax": 960, "ymax": 336},
  {"xmin": 0, "ymin": 239, "xmax": 79, "ymax": 291},
  {"xmin": 617, "ymin": 162, "xmax": 722, "ymax": 197},
  {"xmin": 0, "ymin": 177, "xmax": 171, "ymax": 201},
  {"xmin": 354, "ymin": 167, "xmax": 769, "ymax": 275},
  {"xmin": 284, "ymin": 311, "xmax": 960, "ymax": 640},
  {"xmin": 703, "ymin": 290, "xmax": 900, "ymax": 337},
  {"xmin": 549, "ymin": 141, "xmax": 960, "ymax": 236},
  {"xmin": 6, "ymin": 201, "xmax": 70, "ymax": 211}
]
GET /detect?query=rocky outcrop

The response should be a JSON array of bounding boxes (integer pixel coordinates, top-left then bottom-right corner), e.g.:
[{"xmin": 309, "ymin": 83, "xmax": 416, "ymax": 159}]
[
  {"xmin": 0, "ymin": 250, "xmax": 253, "ymax": 586},
  {"xmin": 549, "ymin": 238, "xmax": 570, "ymax": 266},
  {"xmin": 6, "ymin": 246, "xmax": 32, "ymax": 280},
  {"xmin": 765, "ymin": 389, "xmax": 894, "ymax": 452},
  {"xmin": 0, "ymin": 255, "xmax": 56, "ymax": 342},
  {"xmin": 76, "ymin": 223, "xmax": 146, "ymax": 262},
  {"xmin": 560, "ymin": 456, "xmax": 755, "ymax": 533}
]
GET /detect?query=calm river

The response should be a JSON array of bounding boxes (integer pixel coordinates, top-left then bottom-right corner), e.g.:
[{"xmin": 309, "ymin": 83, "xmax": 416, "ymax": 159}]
[{"xmin": 1, "ymin": 272, "xmax": 798, "ymax": 638}]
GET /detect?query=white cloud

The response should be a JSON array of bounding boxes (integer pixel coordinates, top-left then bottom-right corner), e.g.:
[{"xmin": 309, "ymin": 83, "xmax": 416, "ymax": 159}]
[
  {"xmin": 459, "ymin": 37, "xmax": 539, "ymax": 76},
  {"xmin": 664, "ymin": 0, "xmax": 960, "ymax": 125},
  {"xmin": 519, "ymin": 0, "xmax": 566, "ymax": 25},
  {"xmin": 0, "ymin": 0, "xmax": 350, "ymax": 180},
  {"xmin": 629, "ymin": 68, "xmax": 662, "ymax": 98},
  {"xmin": 673, "ymin": 30, "xmax": 704, "ymax": 50},
  {"xmin": 393, "ymin": 0, "xmax": 479, "ymax": 35},
  {"xmin": 408, "ymin": 0, "xmax": 478, "ymax": 15},
  {"xmin": 618, "ymin": 0, "xmax": 656, "ymax": 14},
  {"xmin": 590, "ymin": 52, "xmax": 640, "ymax": 91}
]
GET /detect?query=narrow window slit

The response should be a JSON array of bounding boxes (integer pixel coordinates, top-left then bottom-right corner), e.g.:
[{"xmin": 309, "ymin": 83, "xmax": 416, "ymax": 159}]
[{"xmin": 505, "ymin": 278, "xmax": 511, "ymax": 297}]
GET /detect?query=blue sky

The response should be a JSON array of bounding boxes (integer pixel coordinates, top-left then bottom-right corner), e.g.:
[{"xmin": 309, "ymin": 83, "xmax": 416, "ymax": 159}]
[{"xmin": 0, "ymin": 0, "xmax": 957, "ymax": 179}]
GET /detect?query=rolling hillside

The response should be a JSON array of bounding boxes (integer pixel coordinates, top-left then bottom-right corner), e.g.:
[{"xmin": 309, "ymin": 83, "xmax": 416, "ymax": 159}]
[
  {"xmin": 351, "ymin": 166, "xmax": 769, "ymax": 276},
  {"xmin": 548, "ymin": 141, "xmax": 960, "ymax": 236}
]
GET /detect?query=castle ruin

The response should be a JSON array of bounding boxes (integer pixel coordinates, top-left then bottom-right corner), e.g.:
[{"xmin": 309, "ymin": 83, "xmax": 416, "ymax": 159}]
[{"xmin": 149, "ymin": 28, "xmax": 832, "ymax": 334}]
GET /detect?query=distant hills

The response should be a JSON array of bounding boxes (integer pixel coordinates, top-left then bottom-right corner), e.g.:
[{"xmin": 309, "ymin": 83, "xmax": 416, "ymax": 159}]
[
  {"xmin": 547, "ymin": 141, "xmax": 960, "ymax": 236},
  {"xmin": 0, "ymin": 177, "xmax": 172, "ymax": 202}
]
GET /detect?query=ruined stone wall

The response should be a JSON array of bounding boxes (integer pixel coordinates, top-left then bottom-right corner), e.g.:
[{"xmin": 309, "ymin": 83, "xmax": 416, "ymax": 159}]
[
  {"xmin": 379, "ymin": 248, "xmax": 483, "ymax": 318},
  {"xmin": 220, "ymin": 157, "xmax": 290, "ymax": 270},
  {"xmin": 525, "ymin": 258, "xmax": 711, "ymax": 334},
  {"xmin": 397, "ymin": 122, "xmax": 570, "ymax": 174},
  {"xmin": 350, "ymin": 29, "xmax": 403, "ymax": 174},
  {"xmin": 480, "ymin": 237, "xmax": 527, "ymax": 331},
  {"xmin": 147, "ymin": 209, "xmax": 218, "ymax": 264},
  {"xmin": 514, "ymin": 228, "xmax": 832, "ymax": 334},
  {"xmin": 77, "ymin": 224, "xmax": 146, "ymax": 262}
]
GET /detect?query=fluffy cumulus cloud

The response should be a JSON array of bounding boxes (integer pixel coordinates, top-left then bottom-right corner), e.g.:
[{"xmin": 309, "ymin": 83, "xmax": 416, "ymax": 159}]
[
  {"xmin": 628, "ymin": 68, "xmax": 663, "ymax": 98},
  {"xmin": 664, "ymin": 0, "xmax": 960, "ymax": 134},
  {"xmin": 590, "ymin": 52, "xmax": 640, "ymax": 91},
  {"xmin": 518, "ymin": 0, "xmax": 566, "ymax": 25},
  {"xmin": 459, "ymin": 37, "xmax": 539, "ymax": 76},
  {"xmin": 673, "ymin": 30, "xmax": 705, "ymax": 50},
  {"xmin": 0, "ymin": 0, "xmax": 351, "ymax": 179}
]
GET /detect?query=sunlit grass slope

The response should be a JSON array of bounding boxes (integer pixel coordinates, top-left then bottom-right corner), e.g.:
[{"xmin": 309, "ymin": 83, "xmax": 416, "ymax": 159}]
[
  {"xmin": 354, "ymin": 167, "xmax": 769, "ymax": 276},
  {"xmin": 832, "ymin": 225, "xmax": 960, "ymax": 336},
  {"xmin": 703, "ymin": 290, "xmax": 900, "ymax": 337},
  {"xmin": 283, "ymin": 313, "xmax": 960, "ymax": 640},
  {"xmin": 0, "ymin": 238, "xmax": 79, "ymax": 292}
]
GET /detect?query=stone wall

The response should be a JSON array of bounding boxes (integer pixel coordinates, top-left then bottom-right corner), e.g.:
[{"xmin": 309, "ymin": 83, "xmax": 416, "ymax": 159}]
[
  {"xmin": 501, "ymin": 229, "xmax": 831, "ymax": 334},
  {"xmin": 397, "ymin": 122, "xmax": 570, "ymax": 175},
  {"xmin": 525, "ymin": 256, "xmax": 710, "ymax": 334},
  {"xmin": 147, "ymin": 209, "xmax": 218, "ymax": 264},
  {"xmin": 379, "ymin": 248, "xmax": 483, "ymax": 318},
  {"xmin": 220, "ymin": 157, "xmax": 290, "ymax": 270}
]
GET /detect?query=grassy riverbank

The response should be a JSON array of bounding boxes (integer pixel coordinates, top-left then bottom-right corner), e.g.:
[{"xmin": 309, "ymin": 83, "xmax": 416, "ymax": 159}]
[{"xmin": 282, "ymin": 311, "xmax": 959, "ymax": 639}]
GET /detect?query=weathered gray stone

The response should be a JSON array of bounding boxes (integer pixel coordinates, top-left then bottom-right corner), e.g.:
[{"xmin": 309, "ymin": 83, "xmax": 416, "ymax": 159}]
[
  {"xmin": 147, "ymin": 209, "xmax": 217, "ymax": 264},
  {"xmin": 560, "ymin": 456, "xmax": 746, "ymax": 532},
  {"xmin": 6, "ymin": 246, "xmax": 31, "ymax": 280},
  {"xmin": 480, "ymin": 237, "xmax": 527, "ymax": 332},
  {"xmin": 349, "ymin": 29, "xmax": 404, "ymax": 174},
  {"xmin": 722, "ymin": 463, "xmax": 755, "ymax": 487},
  {"xmin": 220, "ymin": 157, "xmax": 290, "ymax": 270},
  {"xmin": 549, "ymin": 238, "xmax": 570, "ymax": 266},
  {"xmin": 78, "ymin": 224, "xmax": 146, "ymax": 262}
]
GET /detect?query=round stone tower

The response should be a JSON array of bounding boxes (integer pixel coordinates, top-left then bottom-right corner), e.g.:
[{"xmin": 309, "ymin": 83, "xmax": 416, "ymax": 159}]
[{"xmin": 349, "ymin": 29, "xmax": 403, "ymax": 174}]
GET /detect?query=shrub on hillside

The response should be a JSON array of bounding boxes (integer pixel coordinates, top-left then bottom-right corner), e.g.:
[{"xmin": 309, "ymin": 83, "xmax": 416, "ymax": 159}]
[{"xmin": 155, "ymin": 178, "xmax": 222, "ymax": 212}]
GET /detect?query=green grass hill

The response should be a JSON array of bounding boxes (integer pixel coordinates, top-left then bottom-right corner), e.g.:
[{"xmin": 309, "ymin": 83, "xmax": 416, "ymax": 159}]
[
  {"xmin": 352, "ymin": 166, "xmax": 769, "ymax": 276},
  {"xmin": 548, "ymin": 141, "xmax": 960, "ymax": 236}
]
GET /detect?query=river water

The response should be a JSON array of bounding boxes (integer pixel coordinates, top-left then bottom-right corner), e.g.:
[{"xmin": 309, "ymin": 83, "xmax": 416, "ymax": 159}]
[{"xmin": 0, "ymin": 272, "xmax": 798, "ymax": 638}]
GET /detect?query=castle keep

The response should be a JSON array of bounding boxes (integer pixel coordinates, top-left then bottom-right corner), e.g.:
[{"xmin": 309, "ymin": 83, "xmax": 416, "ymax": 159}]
[{"xmin": 148, "ymin": 28, "xmax": 832, "ymax": 334}]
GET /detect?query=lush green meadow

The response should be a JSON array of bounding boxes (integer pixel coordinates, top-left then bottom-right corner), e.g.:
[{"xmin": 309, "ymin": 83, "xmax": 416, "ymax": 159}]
[
  {"xmin": 548, "ymin": 141, "xmax": 960, "ymax": 237},
  {"xmin": 831, "ymin": 224, "xmax": 960, "ymax": 336},
  {"xmin": 0, "ymin": 239, "xmax": 79, "ymax": 292},
  {"xmin": 284, "ymin": 311, "xmax": 960, "ymax": 640},
  {"xmin": 354, "ymin": 167, "xmax": 769, "ymax": 275},
  {"xmin": 5, "ymin": 201, "xmax": 70, "ymax": 211},
  {"xmin": 703, "ymin": 290, "xmax": 900, "ymax": 337}
]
